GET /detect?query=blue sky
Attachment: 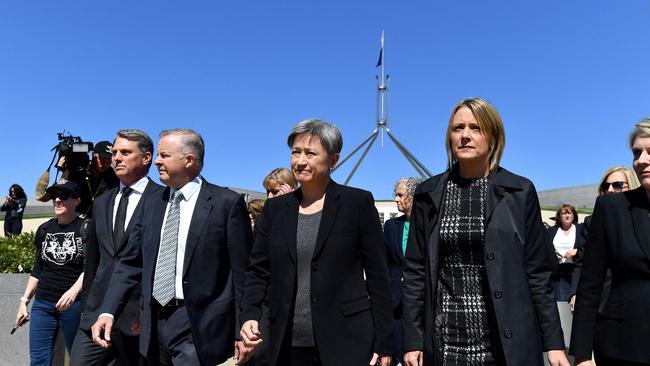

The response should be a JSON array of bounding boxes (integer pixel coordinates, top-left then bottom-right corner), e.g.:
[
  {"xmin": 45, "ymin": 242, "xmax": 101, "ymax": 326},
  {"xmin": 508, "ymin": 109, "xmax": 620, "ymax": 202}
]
[{"xmin": 1, "ymin": 1, "xmax": 649, "ymax": 200}]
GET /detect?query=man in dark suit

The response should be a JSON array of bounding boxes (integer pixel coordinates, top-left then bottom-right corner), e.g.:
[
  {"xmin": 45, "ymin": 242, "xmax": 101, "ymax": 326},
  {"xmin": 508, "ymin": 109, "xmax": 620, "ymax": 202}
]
[
  {"xmin": 91, "ymin": 128, "xmax": 254, "ymax": 366},
  {"xmin": 382, "ymin": 177, "xmax": 421, "ymax": 366},
  {"xmin": 70, "ymin": 129, "xmax": 162, "ymax": 366}
]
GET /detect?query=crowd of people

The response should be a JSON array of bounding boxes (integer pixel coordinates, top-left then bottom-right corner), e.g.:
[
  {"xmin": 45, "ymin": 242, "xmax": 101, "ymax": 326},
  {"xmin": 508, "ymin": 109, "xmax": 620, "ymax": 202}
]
[{"xmin": 9, "ymin": 97, "xmax": 650, "ymax": 366}]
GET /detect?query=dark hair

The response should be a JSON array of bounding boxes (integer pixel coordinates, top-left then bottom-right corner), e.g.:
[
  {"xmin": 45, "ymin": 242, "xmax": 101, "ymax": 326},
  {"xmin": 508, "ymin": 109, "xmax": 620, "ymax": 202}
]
[
  {"xmin": 9, "ymin": 184, "xmax": 26, "ymax": 199},
  {"xmin": 554, "ymin": 204, "xmax": 578, "ymax": 227}
]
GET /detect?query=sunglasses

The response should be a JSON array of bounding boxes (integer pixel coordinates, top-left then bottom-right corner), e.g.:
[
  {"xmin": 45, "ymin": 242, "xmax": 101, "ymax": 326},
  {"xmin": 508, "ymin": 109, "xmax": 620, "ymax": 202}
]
[
  {"xmin": 600, "ymin": 181, "xmax": 627, "ymax": 192},
  {"xmin": 51, "ymin": 192, "xmax": 76, "ymax": 200}
]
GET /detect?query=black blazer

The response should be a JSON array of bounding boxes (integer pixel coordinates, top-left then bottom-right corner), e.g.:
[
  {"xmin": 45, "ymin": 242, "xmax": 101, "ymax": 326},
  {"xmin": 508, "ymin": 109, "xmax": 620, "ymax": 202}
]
[
  {"xmin": 383, "ymin": 215, "xmax": 407, "ymax": 314},
  {"xmin": 80, "ymin": 178, "xmax": 162, "ymax": 334},
  {"xmin": 402, "ymin": 167, "xmax": 564, "ymax": 366},
  {"xmin": 240, "ymin": 181, "xmax": 394, "ymax": 366},
  {"xmin": 570, "ymin": 187, "xmax": 650, "ymax": 363},
  {"xmin": 101, "ymin": 179, "xmax": 253, "ymax": 365}
]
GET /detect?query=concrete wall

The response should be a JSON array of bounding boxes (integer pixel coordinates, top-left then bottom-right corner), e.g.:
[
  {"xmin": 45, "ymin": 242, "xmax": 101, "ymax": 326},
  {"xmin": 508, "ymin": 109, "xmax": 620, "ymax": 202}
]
[{"xmin": 538, "ymin": 184, "xmax": 599, "ymax": 210}]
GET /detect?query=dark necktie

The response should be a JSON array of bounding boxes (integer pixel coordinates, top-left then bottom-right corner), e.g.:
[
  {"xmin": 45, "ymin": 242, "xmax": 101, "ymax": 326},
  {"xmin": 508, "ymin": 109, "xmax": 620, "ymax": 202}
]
[{"xmin": 113, "ymin": 187, "xmax": 134, "ymax": 246}]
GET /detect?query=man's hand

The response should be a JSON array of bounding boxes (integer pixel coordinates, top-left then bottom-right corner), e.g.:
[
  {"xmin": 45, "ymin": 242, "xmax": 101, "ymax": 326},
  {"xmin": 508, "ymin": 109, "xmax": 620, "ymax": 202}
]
[
  {"xmin": 547, "ymin": 349, "xmax": 570, "ymax": 366},
  {"xmin": 569, "ymin": 295, "xmax": 576, "ymax": 312},
  {"xmin": 91, "ymin": 315, "xmax": 114, "ymax": 349},
  {"xmin": 369, "ymin": 352, "xmax": 391, "ymax": 366},
  {"xmin": 234, "ymin": 340, "xmax": 254, "ymax": 365},
  {"xmin": 404, "ymin": 351, "xmax": 423, "ymax": 366},
  {"xmin": 240, "ymin": 320, "xmax": 263, "ymax": 348}
]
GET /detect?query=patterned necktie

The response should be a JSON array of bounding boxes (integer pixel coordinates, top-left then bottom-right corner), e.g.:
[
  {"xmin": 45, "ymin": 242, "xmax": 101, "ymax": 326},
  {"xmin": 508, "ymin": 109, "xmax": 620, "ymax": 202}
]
[
  {"xmin": 113, "ymin": 187, "xmax": 134, "ymax": 246},
  {"xmin": 152, "ymin": 190, "xmax": 184, "ymax": 306}
]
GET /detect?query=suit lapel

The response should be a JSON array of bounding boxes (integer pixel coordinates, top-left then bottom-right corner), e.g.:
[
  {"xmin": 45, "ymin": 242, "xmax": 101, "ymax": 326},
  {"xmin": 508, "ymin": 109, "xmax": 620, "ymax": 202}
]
[
  {"xmin": 106, "ymin": 188, "xmax": 119, "ymax": 255},
  {"xmin": 148, "ymin": 187, "xmax": 169, "ymax": 258},
  {"xmin": 283, "ymin": 191, "xmax": 300, "ymax": 264},
  {"xmin": 182, "ymin": 181, "xmax": 211, "ymax": 278},
  {"xmin": 311, "ymin": 182, "xmax": 341, "ymax": 261},
  {"xmin": 629, "ymin": 188, "xmax": 650, "ymax": 261}
]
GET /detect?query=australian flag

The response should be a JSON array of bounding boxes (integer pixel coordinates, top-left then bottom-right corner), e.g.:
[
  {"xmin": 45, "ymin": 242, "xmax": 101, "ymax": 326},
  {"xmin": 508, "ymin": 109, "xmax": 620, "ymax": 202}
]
[{"xmin": 376, "ymin": 31, "xmax": 384, "ymax": 67}]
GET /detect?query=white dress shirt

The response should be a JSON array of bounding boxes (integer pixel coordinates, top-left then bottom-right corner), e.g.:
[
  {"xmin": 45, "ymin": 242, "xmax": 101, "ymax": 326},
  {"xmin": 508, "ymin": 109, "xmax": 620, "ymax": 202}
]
[
  {"xmin": 156, "ymin": 176, "xmax": 202, "ymax": 300},
  {"xmin": 112, "ymin": 176, "xmax": 150, "ymax": 230}
]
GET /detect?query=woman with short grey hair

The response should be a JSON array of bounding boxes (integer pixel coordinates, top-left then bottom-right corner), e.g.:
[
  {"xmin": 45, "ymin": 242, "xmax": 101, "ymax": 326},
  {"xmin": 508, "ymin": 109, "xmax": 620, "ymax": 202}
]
[{"xmin": 241, "ymin": 118, "xmax": 394, "ymax": 366}]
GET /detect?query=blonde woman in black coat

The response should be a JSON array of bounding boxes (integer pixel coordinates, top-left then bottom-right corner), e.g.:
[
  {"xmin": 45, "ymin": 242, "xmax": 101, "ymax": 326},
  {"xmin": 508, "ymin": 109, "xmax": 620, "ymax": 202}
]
[{"xmin": 402, "ymin": 98, "xmax": 569, "ymax": 366}]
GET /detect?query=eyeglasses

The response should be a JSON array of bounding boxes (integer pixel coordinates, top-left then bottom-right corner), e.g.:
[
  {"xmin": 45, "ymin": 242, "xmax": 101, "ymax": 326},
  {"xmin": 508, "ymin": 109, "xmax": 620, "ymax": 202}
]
[{"xmin": 600, "ymin": 181, "xmax": 627, "ymax": 192}]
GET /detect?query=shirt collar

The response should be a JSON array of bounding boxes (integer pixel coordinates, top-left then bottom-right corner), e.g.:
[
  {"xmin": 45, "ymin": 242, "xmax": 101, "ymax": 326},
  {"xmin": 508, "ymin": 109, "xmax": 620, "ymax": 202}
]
[
  {"xmin": 172, "ymin": 176, "xmax": 202, "ymax": 202},
  {"xmin": 120, "ymin": 176, "xmax": 149, "ymax": 194}
]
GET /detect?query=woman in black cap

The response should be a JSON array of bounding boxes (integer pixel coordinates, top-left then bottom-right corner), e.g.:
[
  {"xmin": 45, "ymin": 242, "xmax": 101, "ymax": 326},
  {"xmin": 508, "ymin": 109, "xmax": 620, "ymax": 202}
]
[
  {"xmin": 15, "ymin": 179, "xmax": 88, "ymax": 366},
  {"xmin": 1, "ymin": 184, "xmax": 27, "ymax": 236}
]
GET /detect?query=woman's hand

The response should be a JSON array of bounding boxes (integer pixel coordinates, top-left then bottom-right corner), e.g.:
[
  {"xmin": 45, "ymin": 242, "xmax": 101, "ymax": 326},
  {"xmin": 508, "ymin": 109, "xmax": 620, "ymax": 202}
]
[
  {"xmin": 547, "ymin": 349, "xmax": 570, "ymax": 366},
  {"xmin": 56, "ymin": 286, "xmax": 79, "ymax": 311},
  {"xmin": 369, "ymin": 353, "xmax": 391, "ymax": 366},
  {"xmin": 404, "ymin": 351, "xmax": 423, "ymax": 366},
  {"xmin": 15, "ymin": 302, "xmax": 29, "ymax": 326},
  {"xmin": 240, "ymin": 320, "xmax": 263, "ymax": 348}
]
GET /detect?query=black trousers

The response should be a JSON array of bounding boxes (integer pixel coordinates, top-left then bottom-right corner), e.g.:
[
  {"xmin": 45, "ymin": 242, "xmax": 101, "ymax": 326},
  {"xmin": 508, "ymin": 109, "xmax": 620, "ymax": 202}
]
[
  {"xmin": 69, "ymin": 328, "xmax": 141, "ymax": 366},
  {"xmin": 146, "ymin": 303, "xmax": 203, "ymax": 366},
  {"xmin": 278, "ymin": 347, "xmax": 322, "ymax": 366},
  {"xmin": 595, "ymin": 352, "xmax": 650, "ymax": 366},
  {"xmin": 4, "ymin": 216, "xmax": 22, "ymax": 236}
]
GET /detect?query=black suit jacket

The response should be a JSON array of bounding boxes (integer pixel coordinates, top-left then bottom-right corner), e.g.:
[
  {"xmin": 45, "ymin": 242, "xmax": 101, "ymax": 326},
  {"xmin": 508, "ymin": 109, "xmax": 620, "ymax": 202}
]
[
  {"xmin": 402, "ymin": 167, "xmax": 564, "ymax": 366},
  {"xmin": 101, "ymin": 179, "xmax": 253, "ymax": 365},
  {"xmin": 570, "ymin": 187, "xmax": 650, "ymax": 363},
  {"xmin": 383, "ymin": 215, "xmax": 407, "ymax": 315},
  {"xmin": 240, "ymin": 181, "xmax": 394, "ymax": 366},
  {"xmin": 80, "ymin": 178, "xmax": 162, "ymax": 334}
]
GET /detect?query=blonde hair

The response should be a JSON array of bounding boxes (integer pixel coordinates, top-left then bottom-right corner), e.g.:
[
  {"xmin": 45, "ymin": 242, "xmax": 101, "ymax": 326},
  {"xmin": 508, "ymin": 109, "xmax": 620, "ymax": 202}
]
[
  {"xmin": 629, "ymin": 118, "xmax": 650, "ymax": 150},
  {"xmin": 263, "ymin": 168, "xmax": 298, "ymax": 194},
  {"xmin": 597, "ymin": 166, "xmax": 640, "ymax": 195},
  {"xmin": 445, "ymin": 97, "xmax": 506, "ymax": 172}
]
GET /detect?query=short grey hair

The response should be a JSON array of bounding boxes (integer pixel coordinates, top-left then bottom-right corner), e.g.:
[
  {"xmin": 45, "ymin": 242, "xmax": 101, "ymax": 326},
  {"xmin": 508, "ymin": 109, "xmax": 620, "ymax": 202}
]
[
  {"xmin": 160, "ymin": 128, "xmax": 205, "ymax": 170},
  {"xmin": 629, "ymin": 118, "xmax": 650, "ymax": 150},
  {"xmin": 287, "ymin": 118, "xmax": 343, "ymax": 156},
  {"xmin": 394, "ymin": 177, "xmax": 423, "ymax": 197}
]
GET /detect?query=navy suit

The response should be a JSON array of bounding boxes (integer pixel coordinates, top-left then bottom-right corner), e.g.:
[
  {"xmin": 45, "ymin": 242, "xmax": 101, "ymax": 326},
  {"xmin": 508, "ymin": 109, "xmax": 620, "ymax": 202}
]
[
  {"xmin": 71, "ymin": 179, "xmax": 162, "ymax": 366},
  {"xmin": 101, "ymin": 179, "xmax": 253, "ymax": 365},
  {"xmin": 383, "ymin": 215, "xmax": 407, "ymax": 364}
]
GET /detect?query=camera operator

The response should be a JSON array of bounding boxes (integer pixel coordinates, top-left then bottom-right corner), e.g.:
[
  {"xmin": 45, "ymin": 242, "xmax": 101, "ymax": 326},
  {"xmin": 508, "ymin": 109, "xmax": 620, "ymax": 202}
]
[{"xmin": 86, "ymin": 141, "xmax": 119, "ymax": 204}]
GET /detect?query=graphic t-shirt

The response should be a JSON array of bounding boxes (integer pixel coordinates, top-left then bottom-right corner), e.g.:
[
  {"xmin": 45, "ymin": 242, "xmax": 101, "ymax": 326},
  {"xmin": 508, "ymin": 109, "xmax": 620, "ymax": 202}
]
[{"xmin": 32, "ymin": 217, "xmax": 86, "ymax": 303}]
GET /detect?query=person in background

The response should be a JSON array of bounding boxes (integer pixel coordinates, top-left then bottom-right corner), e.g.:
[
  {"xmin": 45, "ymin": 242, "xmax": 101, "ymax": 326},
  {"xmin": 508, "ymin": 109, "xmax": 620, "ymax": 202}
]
[
  {"xmin": 571, "ymin": 120, "xmax": 650, "ymax": 365},
  {"xmin": 2, "ymin": 184, "xmax": 28, "ymax": 236},
  {"xmin": 547, "ymin": 204, "xmax": 583, "ymax": 302},
  {"xmin": 383, "ymin": 176, "xmax": 422, "ymax": 365},
  {"xmin": 247, "ymin": 199, "xmax": 265, "ymax": 232},
  {"xmin": 240, "ymin": 118, "xmax": 393, "ymax": 366},
  {"xmin": 15, "ymin": 179, "xmax": 88, "ymax": 366},
  {"xmin": 263, "ymin": 167, "xmax": 298, "ymax": 198},
  {"xmin": 402, "ymin": 97, "xmax": 569, "ymax": 366},
  {"xmin": 568, "ymin": 166, "xmax": 639, "ymax": 311}
]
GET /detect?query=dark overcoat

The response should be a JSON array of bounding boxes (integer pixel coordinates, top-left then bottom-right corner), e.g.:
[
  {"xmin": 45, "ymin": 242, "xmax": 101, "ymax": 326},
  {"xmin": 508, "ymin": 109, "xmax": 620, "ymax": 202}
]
[{"xmin": 402, "ymin": 167, "xmax": 565, "ymax": 365}]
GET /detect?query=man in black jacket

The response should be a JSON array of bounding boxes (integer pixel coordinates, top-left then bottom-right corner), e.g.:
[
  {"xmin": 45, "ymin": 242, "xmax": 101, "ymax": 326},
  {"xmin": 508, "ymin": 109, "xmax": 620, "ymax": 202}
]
[{"xmin": 70, "ymin": 129, "xmax": 162, "ymax": 366}]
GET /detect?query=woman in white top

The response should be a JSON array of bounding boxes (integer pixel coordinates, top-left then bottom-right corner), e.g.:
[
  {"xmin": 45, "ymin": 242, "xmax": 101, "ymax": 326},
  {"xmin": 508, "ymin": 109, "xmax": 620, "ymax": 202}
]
[{"xmin": 547, "ymin": 204, "xmax": 583, "ymax": 301}]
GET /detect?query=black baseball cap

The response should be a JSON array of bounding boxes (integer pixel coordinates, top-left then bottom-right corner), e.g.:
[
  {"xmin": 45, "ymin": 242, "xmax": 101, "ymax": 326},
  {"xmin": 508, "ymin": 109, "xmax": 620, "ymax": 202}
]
[
  {"xmin": 46, "ymin": 178, "xmax": 80, "ymax": 198},
  {"xmin": 93, "ymin": 141, "xmax": 113, "ymax": 159}
]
